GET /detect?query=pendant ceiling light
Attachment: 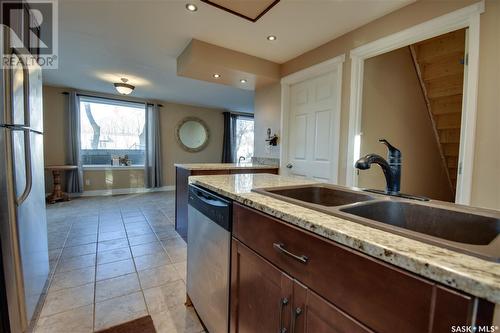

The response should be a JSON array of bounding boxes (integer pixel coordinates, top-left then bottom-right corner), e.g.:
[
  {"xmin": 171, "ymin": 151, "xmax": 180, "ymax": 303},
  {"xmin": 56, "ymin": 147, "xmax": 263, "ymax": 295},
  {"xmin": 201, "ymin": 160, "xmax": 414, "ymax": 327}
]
[{"xmin": 114, "ymin": 78, "xmax": 135, "ymax": 95}]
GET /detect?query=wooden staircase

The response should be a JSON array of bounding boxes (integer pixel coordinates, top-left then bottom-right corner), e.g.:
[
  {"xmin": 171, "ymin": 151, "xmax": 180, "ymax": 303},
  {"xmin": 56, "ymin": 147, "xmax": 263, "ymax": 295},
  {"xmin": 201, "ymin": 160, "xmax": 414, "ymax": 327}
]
[{"xmin": 409, "ymin": 29, "xmax": 466, "ymax": 193}]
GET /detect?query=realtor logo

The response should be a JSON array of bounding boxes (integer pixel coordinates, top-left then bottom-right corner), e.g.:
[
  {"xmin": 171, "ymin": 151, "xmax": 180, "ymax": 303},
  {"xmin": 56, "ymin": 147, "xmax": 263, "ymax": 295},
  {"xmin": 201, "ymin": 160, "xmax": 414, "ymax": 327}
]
[{"xmin": 1, "ymin": 0, "xmax": 58, "ymax": 68}]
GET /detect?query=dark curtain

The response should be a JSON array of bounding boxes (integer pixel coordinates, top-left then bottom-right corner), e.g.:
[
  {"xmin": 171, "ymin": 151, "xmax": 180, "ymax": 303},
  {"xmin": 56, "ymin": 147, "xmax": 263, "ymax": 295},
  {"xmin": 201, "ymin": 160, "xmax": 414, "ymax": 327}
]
[
  {"xmin": 145, "ymin": 103, "xmax": 163, "ymax": 188},
  {"xmin": 221, "ymin": 111, "xmax": 236, "ymax": 163},
  {"xmin": 66, "ymin": 92, "xmax": 83, "ymax": 193}
]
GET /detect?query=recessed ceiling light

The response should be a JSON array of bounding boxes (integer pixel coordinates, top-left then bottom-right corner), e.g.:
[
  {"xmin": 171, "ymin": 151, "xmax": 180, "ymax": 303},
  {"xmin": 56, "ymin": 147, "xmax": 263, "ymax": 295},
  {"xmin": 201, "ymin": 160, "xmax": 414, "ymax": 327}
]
[
  {"xmin": 240, "ymin": 79, "xmax": 247, "ymax": 83},
  {"xmin": 267, "ymin": 35, "xmax": 277, "ymax": 41},
  {"xmin": 213, "ymin": 73, "xmax": 221, "ymax": 79},
  {"xmin": 186, "ymin": 3, "xmax": 197, "ymax": 12}
]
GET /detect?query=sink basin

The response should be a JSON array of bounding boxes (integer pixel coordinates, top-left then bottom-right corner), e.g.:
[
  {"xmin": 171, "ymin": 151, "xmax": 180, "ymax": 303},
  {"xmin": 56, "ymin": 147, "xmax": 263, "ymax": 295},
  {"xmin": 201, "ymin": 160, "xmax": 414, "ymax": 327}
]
[
  {"xmin": 253, "ymin": 185, "xmax": 373, "ymax": 207},
  {"xmin": 341, "ymin": 201, "xmax": 500, "ymax": 261},
  {"xmin": 341, "ymin": 201, "xmax": 500, "ymax": 245},
  {"xmin": 254, "ymin": 183, "xmax": 500, "ymax": 262}
]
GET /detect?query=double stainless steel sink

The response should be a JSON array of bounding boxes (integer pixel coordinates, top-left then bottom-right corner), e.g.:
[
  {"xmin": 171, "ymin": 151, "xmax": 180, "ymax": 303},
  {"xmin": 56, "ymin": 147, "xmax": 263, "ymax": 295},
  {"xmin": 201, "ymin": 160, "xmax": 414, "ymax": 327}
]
[{"xmin": 253, "ymin": 184, "xmax": 500, "ymax": 262}]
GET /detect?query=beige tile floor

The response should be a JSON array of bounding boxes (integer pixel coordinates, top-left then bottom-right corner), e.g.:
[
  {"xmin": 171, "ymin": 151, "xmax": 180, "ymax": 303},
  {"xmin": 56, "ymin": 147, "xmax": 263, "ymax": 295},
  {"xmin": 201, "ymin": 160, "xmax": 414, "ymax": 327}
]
[{"xmin": 32, "ymin": 191, "xmax": 204, "ymax": 333}]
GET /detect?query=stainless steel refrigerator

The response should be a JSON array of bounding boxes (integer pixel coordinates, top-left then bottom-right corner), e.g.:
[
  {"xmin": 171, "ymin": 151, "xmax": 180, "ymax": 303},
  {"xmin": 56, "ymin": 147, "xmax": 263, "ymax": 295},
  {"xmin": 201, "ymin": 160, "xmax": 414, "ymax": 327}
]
[{"xmin": 0, "ymin": 41, "xmax": 49, "ymax": 332}]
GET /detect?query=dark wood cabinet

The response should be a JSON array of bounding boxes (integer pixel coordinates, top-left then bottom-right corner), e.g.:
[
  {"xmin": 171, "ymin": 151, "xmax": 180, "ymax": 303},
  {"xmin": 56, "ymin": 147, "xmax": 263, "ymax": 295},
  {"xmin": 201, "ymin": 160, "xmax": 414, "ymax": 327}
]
[
  {"xmin": 231, "ymin": 239, "xmax": 374, "ymax": 333},
  {"xmin": 230, "ymin": 239, "xmax": 293, "ymax": 333},
  {"xmin": 174, "ymin": 166, "xmax": 278, "ymax": 241},
  {"xmin": 292, "ymin": 280, "xmax": 373, "ymax": 333},
  {"xmin": 231, "ymin": 203, "xmax": 494, "ymax": 333}
]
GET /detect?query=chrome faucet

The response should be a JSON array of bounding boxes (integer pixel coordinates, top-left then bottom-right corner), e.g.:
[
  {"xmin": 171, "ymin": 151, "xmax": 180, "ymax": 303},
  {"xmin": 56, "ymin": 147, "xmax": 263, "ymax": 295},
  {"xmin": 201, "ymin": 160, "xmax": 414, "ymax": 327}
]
[
  {"xmin": 355, "ymin": 139, "xmax": 401, "ymax": 195},
  {"xmin": 238, "ymin": 156, "xmax": 246, "ymax": 164}
]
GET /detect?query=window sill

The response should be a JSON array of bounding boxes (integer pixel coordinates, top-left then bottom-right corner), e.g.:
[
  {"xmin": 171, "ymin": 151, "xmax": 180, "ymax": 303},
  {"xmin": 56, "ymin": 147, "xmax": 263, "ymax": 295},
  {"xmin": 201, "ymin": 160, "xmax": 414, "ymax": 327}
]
[{"xmin": 83, "ymin": 165, "xmax": 144, "ymax": 171}]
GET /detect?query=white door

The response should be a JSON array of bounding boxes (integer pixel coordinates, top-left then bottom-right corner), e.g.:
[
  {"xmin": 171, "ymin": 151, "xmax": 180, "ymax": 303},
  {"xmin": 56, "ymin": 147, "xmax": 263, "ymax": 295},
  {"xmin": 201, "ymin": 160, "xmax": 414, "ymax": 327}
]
[{"xmin": 285, "ymin": 69, "xmax": 340, "ymax": 183}]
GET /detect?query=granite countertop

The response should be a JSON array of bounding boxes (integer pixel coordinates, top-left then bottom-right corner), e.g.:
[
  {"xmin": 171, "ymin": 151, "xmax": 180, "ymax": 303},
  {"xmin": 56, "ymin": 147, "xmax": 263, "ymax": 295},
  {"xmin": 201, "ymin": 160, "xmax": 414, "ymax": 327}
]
[
  {"xmin": 174, "ymin": 162, "xmax": 279, "ymax": 170},
  {"xmin": 189, "ymin": 173, "xmax": 500, "ymax": 304}
]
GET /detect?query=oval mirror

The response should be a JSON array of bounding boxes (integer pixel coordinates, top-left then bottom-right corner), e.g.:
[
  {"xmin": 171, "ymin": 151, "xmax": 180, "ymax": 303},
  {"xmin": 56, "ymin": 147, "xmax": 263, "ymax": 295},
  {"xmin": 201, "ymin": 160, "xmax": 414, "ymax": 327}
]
[{"xmin": 176, "ymin": 117, "xmax": 209, "ymax": 152}]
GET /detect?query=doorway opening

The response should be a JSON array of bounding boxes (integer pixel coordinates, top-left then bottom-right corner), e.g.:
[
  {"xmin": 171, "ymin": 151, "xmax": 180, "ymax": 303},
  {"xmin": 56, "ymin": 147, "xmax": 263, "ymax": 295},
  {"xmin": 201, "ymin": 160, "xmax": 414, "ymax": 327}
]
[
  {"xmin": 358, "ymin": 28, "xmax": 467, "ymax": 202},
  {"xmin": 346, "ymin": 1, "xmax": 483, "ymax": 204}
]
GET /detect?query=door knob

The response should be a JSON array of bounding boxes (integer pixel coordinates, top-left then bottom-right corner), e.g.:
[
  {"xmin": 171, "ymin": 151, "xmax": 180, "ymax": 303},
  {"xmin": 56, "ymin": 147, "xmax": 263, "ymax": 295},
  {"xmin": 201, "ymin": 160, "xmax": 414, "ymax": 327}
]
[{"xmin": 286, "ymin": 163, "xmax": 293, "ymax": 169}]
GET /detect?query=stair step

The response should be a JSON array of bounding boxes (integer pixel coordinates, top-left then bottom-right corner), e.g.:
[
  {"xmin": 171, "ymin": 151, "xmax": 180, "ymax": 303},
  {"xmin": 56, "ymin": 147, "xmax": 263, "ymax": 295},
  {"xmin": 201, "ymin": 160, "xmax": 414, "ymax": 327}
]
[
  {"xmin": 425, "ymin": 73, "xmax": 464, "ymax": 99},
  {"xmin": 446, "ymin": 157, "xmax": 459, "ymax": 168},
  {"xmin": 415, "ymin": 29, "xmax": 466, "ymax": 63},
  {"xmin": 436, "ymin": 113, "xmax": 462, "ymax": 129},
  {"xmin": 438, "ymin": 128, "xmax": 461, "ymax": 143},
  {"xmin": 421, "ymin": 52, "xmax": 465, "ymax": 81},
  {"xmin": 443, "ymin": 143, "xmax": 460, "ymax": 157},
  {"xmin": 429, "ymin": 94, "xmax": 463, "ymax": 115}
]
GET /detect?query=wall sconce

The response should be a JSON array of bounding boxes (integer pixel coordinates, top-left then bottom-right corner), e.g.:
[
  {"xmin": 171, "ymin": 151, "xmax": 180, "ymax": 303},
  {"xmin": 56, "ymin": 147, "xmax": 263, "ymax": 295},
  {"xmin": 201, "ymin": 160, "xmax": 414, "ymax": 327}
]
[{"xmin": 265, "ymin": 128, "xmax": 279, "ymax": 146}]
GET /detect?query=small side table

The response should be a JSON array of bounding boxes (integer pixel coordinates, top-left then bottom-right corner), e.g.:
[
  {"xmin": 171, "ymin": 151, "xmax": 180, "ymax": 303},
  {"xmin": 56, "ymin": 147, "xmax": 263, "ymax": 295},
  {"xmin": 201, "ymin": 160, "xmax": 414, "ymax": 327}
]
[{"xmin": 45, "ymin": 165, "xmax": 78, "ymax": 204}]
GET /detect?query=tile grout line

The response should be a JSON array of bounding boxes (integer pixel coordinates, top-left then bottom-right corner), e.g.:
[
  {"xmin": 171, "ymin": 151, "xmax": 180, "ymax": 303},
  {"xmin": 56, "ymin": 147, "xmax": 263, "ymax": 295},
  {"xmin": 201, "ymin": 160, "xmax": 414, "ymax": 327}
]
[
  {"xmin": 34, "ymin": 194, "xmax": 185, "ymax": 332},
  {"xmin": 29, "ymin": 212, "xmax": 74, "ymax": 332},
  {"xmin": 31, "ymin": 210, "xmax": 100, "ymax": 331},
  {"xmin": 92, "ymin": 208, "xmax": 105, "ymax": 333},
  {"xmin": 140, "ymin": 206, "xmax": 184, "ymax": 277},
  {"xmin": 120, "ymin": 207, "xmax": 151, "ymax": 317}
]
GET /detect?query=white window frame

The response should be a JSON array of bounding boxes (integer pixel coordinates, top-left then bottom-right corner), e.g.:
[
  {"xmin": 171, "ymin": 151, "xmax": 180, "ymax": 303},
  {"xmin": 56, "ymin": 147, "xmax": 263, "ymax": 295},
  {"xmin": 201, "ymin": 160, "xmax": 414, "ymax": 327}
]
[{"xmin": 345, "ymin": 1, "xmax": 484, "ymax": 204}]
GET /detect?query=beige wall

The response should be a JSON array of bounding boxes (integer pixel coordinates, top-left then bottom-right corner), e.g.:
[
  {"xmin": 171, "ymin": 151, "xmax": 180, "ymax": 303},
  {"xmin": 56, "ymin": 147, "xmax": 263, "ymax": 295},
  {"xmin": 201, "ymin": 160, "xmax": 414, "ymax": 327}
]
[
  {"xmin": 275, "ymin": 0, "xmax": 499, "ymax": 209},
  {"xmin": 359, "ymin": 47, "xmax": 453, "ymax": 201},
  {"xmin": 42, "ymin": 86, "xmax": 224, "ymax": 192},
  {"xmin": 177, "ymin": 39, "xmax": 280, "ymax": 89},
  {"xmin": 159, "ymin": 102, "xmax": 224, "ymax": 185},
  {"xmin": 43, "ymin": 86, "xmax": 68, "ymax": 193},
  {"xmin": 253, "ymin": 83, "xmax": 281, "ymax": 158}
]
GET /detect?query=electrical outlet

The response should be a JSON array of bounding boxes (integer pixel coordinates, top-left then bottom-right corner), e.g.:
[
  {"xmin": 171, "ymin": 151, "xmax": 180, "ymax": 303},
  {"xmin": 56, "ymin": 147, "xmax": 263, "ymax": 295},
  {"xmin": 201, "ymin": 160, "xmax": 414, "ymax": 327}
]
[{"xmin": 85, "ymin": 179, "xmax": 91, "ymax": 186}]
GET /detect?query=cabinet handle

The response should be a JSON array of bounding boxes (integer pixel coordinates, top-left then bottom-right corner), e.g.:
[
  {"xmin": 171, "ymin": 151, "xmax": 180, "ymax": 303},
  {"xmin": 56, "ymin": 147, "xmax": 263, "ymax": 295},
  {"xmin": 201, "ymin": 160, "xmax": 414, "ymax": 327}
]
[
  {"xmin": 273, "ymin": 243, "xmax": 309, "ymax": 264},
  {"xmin": 290, "ymin": 307, "xmax": 302, "ymax": 333},
  {"xmin": 278, "ymin": 297, "xmax": 289, "ymax": 333}
]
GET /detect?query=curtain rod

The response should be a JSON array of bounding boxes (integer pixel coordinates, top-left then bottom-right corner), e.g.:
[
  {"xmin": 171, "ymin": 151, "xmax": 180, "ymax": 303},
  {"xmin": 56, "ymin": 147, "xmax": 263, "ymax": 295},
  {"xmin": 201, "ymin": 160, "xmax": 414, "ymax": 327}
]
[
  {"xmin": 227, "ymin": 111, "xmax": 254, "ymax": 118},
  {"xmin": 61, "ymin": 91, "xmax": 163, "ymax": 107}
]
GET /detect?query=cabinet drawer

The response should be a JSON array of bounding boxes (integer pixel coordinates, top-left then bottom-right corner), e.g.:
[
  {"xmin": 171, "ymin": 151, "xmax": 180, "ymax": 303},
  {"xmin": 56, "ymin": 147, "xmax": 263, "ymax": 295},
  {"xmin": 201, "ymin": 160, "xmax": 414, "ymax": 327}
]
[{"xmin": 233, "ymin": 203, "xmax": 470, "ymax": 333}]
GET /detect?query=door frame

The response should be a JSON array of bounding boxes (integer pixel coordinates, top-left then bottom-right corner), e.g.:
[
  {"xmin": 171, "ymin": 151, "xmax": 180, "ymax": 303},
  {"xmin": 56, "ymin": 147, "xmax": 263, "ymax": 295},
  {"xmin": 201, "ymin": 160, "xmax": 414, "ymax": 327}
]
[
  {"xmin": 346, "ymin": 1, "xmax": 484, "ymax": 204},
  {"xmin": 280, "ymin": 54, "xmax": 345, "ymax": 182}
]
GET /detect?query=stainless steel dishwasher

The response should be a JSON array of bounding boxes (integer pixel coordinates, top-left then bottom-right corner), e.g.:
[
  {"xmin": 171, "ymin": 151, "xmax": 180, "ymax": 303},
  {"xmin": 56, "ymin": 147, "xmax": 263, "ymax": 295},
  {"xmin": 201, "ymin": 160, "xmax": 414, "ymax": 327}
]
[{"xmin": 187, "ymin": 184, "xmax": 232, "ymax": 333}]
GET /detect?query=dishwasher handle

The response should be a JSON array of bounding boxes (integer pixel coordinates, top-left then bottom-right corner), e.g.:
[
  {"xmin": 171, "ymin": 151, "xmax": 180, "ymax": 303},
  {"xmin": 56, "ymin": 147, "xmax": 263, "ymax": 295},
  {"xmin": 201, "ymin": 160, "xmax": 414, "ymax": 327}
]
[
  {"xmin": 192, "ymin": 188, "xmax": 229, "ymax": 208},
  {"xmin": 188, "ymin": 184, "xmax": 232, "ymax": 232}
]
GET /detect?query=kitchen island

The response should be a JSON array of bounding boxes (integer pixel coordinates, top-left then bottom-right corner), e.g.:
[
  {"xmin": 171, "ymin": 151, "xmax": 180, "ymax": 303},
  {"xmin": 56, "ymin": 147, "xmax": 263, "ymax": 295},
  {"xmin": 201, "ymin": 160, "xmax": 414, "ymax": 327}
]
[
  {"xmin": 188, "ymin": 173, "xmax": 500, "ymax": 332},
  {"xmin": 174, "ymin": 163, "xmax": 278, "ymax": 240}
]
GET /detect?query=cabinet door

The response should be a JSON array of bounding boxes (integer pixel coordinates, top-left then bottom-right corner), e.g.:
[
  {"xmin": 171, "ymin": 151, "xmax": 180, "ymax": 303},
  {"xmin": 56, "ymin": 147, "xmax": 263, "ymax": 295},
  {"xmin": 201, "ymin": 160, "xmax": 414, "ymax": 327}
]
[
  {"xmin": 174, "ymin": 167, "xmax": 190, "ymax": 240},
  {"xmin": 292, "ymin": 281, "xmax": 373, "ymax": 333},
  {"xmin": 231, "ymin": 239, "xmax": 293, "ymax": 333}
]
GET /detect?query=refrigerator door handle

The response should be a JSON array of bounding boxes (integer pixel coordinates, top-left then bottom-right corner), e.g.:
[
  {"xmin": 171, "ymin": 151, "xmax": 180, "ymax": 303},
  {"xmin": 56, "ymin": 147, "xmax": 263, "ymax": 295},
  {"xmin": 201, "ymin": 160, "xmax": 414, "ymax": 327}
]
[
  {"xmin": 8, "ymin": 50, "xmax": 34, "ymax": 206},
  {"xmin": 16, "ymin": 128, "xmax": 33, "ymax": 206},
  {"xmin": 17, "ymin": 54, "xmax": 33, "ymax": 206},
  {"xmin": 20, "ymin": 50, "xmax": 31, "ymax": 128}
]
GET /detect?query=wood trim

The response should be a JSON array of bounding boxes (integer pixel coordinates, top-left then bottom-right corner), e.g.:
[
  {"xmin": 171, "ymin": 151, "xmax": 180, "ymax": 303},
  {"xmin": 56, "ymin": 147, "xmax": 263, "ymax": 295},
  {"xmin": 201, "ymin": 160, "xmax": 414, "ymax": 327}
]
[
  {"xmin": 200, "ymin": 0, "xmax": 280, "ymax": 22},
  {"xmin": 409, "ymin": 45, "xmax": 455, "ymax": 194},
  {"xmin": 345, "ymin": 1, "xmax": 484, "ymax": 205}
]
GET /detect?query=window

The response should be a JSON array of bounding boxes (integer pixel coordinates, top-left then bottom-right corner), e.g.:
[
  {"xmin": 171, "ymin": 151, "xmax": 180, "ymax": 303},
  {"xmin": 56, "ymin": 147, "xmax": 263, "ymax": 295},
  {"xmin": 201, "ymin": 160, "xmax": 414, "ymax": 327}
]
[
  {"xmin": 234, "ymin": 116, "xmax": 254, "ymax": 161},
  {"xmin": 80, "ymin": 97, "xmax": 146, "ymax": 166}
]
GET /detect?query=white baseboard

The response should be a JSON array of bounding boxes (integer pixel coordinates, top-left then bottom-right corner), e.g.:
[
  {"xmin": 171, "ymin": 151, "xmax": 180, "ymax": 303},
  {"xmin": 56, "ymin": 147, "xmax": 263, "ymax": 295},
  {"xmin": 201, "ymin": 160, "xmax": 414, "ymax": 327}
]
[{"xmin": 52, "ymin": 186, "xmax": 176, "ymax": 198}]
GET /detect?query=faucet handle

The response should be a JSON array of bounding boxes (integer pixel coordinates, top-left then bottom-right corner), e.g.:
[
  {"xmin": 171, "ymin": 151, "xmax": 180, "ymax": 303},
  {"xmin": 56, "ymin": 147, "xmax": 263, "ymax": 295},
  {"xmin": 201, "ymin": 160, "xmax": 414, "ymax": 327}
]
[{"xmin": 379, "ymin": 139, "xmax": 401, "ymax": 159}]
